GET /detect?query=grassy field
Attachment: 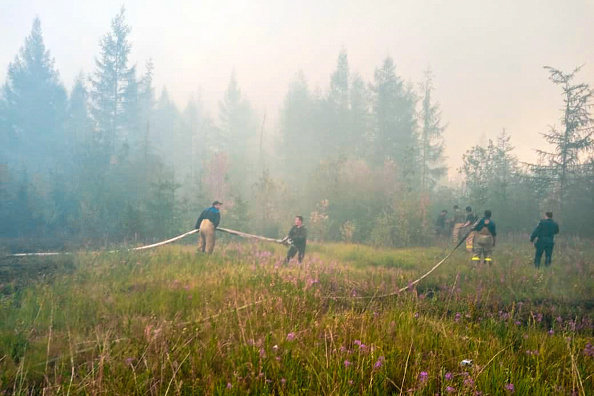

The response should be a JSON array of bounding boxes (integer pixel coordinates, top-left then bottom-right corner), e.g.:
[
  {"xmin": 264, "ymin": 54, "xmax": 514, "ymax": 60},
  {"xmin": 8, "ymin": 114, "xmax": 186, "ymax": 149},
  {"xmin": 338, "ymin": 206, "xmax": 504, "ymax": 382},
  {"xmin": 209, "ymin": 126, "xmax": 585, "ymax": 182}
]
[{"xmin": 0, "ymin": 237, "xmax": 593, "ymax": 395}]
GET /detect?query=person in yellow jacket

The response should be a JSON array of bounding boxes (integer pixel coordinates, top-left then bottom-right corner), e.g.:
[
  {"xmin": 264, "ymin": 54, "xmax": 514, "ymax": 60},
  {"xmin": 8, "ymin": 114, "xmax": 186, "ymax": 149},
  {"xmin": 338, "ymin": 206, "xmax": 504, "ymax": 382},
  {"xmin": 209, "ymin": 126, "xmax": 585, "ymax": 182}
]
[{"xmin": 195, "ymin": 201, "xmax": 222, "ymax": 254}]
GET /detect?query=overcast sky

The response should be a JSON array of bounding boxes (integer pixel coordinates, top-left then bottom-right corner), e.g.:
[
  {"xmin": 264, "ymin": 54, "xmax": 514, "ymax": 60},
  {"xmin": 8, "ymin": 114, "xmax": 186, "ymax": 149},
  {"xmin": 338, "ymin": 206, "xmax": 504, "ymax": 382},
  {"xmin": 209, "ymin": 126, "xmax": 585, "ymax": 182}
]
[{"xmin": 2, "ymin": 0, "xmax": 593, "ymax": 177}]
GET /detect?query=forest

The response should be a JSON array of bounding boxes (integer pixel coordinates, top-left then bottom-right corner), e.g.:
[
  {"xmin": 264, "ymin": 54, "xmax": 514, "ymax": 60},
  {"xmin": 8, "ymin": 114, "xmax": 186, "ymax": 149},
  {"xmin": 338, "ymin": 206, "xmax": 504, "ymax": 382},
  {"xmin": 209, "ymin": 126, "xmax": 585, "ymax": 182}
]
[{"xmin": 1, "ymin": 9, "xmax": 593, "ymax": 251}]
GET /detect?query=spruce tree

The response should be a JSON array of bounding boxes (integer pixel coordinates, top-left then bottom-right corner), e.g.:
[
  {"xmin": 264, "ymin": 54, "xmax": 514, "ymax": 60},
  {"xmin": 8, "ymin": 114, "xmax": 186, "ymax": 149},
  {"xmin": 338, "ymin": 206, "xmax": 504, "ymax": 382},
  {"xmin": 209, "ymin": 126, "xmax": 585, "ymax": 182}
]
[
  {"xmin": 89, "ymin": 7, "xmax": 134, "ymax": 155},
  {"xmin": 1, "ymin": 17, "xmax": 66, "ymax": 169},
  {"xmin": 419, "ymin": 69, "xmax": 447, "ymax": 192},
  {"xmin": 370, "ymin": 57, "xmax": 418, "ymax": 180},
  {"xmin": 528, "ymin": 66, "xmax": 593, "ymax": 211}
]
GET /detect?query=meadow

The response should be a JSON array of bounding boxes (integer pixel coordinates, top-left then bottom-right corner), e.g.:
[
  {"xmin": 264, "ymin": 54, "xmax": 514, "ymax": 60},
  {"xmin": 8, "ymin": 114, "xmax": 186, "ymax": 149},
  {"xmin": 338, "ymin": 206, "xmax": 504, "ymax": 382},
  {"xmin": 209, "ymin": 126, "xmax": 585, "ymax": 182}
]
[{"xmin": 0, "ymin": 236, "xmax": 593, "ymax": 395}]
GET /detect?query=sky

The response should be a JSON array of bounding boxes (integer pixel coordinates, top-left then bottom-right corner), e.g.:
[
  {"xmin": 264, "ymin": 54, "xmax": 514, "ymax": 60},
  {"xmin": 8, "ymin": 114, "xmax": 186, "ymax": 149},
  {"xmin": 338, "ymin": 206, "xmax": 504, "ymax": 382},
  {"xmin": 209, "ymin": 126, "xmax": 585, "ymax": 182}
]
[{"xmin": 1, "ymin": 0, "xmax": 593, "ymax": 178}]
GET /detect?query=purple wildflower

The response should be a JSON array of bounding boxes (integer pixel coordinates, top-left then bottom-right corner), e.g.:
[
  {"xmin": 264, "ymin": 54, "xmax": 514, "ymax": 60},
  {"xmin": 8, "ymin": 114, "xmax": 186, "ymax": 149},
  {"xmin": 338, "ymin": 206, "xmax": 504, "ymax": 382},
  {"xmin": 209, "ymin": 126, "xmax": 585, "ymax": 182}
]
[
  {"xmin": 125, "ymin": 357, "xmax": 134, "ymax": 365},
  {"xmin": 445, "ymin": 372, "xmax": 453, "ymax": 381},
  {"xmin": 281, "ymin": 378, "xmax": 286, "ymax": 385},
  {"xmin": 354, "ymin": 340, "xmax": 362, "ymax": 346},
  {"xmin": 374, "ymin": 356, "xmax": 385, "ymax": 369},
  {"xmin": 505, "ymin": 383, "xmax": 515, "ymax": 393},
  {"xmin": 446, "ymin": 386, "xmax": 456, "ymax": 393},
  {"xmin": 419, "ymin": 372, "xmax": 429, "ymax": 382},
  {"xmin": 548, "ymin": 329, "xmax": 554, "ymax": 336},
  {"xmin": 287, "ymin": 332, "xmax": 296, "ymax": 341},
  {"xmin": 464, "ymin": 378, "xmax": 475, "ymax": 386},
  {"xmin": 455, "ymin": 313, "xmax": 461, "ymax": 322},
  {"xmin": 226, "ymin": 382, "xmax": 232, "ymax": 389},
  {"xmin": 259, "ymin": 348, "xmax": 266, "ymax": 357},
  {"xmin": 584, "ymin": 343, "xmax": 594, "ymax": 357},
  {"xmin": 344, "ymin": 359, "xmax": 352, "ymax": 367}
]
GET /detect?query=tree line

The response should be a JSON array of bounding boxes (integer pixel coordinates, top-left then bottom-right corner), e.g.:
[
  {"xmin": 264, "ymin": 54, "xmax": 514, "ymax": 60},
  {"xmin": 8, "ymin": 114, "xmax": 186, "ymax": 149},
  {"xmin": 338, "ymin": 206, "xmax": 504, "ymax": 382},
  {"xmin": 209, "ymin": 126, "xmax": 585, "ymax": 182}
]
[{"xmin": 1, "ymin": 9, "xmax": 593, "ymax": 249}]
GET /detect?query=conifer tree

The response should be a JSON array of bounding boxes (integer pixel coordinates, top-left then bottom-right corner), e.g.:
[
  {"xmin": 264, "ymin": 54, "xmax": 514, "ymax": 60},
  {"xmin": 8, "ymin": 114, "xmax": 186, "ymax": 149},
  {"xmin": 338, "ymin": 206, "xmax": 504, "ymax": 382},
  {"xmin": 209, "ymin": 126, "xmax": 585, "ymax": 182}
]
[
  {"xmin": 370, "ymin": 57, "xmax": 418, "ymax": 180},
  {"xmin": 528, "ymin": 66, "xmax": 593, "ymax": 210},
  {"xmin": 89, "ymin": 7, "xmax": 134, "ymax": 154},
  {"xmin": 419, "ymin": 69, "xmax": 447, "ymax": 192},
  {"xmin": 1, "ymin": 17, "xmax": 67, "ymax": 169}
]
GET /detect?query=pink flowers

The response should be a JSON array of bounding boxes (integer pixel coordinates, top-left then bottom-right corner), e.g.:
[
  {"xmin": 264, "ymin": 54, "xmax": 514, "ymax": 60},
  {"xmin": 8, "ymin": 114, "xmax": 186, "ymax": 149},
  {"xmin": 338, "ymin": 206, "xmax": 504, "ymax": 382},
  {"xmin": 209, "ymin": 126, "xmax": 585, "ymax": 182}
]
[
  {"xmin": 286, "ymin": 332, "xmax": 296, "ymax": 341},
  {"xmin": 505, "ymin": 383, "xmax": 515, "ymax": 393},
  {"xmin": 373, "ymin": 356, "xmax": 385, "ymax": 369},
  {"xmin": 344, "ymin": 359, "xmax": 352, "ymax": 367},
  {"xmin": 419, "ymin": 371, "xmax": 429, "ymax": 382}
]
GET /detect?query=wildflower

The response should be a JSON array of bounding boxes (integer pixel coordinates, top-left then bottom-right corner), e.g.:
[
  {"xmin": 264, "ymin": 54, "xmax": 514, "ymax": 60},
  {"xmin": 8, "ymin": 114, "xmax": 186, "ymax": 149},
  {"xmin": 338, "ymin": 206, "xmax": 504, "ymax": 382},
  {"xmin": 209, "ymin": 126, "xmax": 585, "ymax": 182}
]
[
  {"xmin": 125, "ymin": 357, "xmax": 134, "ymax": 365},
  {"xmin": 556, "ymin": 316, "xmax": 562, "ymax": 323},
  {"xmin": 226, "ymin": 382, "xmax": 232, "ymax": 389},
  {"xmin": 374, "ymin": 356, "xmax": 385, "ymax": 369},
  {"xmin": 273, "ymin": 344, "xmax": 279, "ymax": 350},
  {"xmin": 505, "ymin": 383, "xmax": 515, "ymax": 393},
  {"xmin": 281, "ymin": 378, "xmax": 286, "ymax": 385},
  {"xmin": 514, "ymin": 321, "xmax": 521, "ymax": 326},
  {"xmin": 584, "ymin": 343, "xmax": 594, "ymax": 357},
  {"xmin": 455, "ymin": 313, "xmax": 461, "ymax": 322},
  {"xmin": 339, "ymin": 346, "xmax": 347, "ymax": 353},
  {"xmin": 348, "ymin": 380, "xmax": 354, "ymax": 385},
  {"xmin": 548, "ymin": 329, "xmax": 554, "ymax": 336},
  {"xmin": 344, "ymin": 360, "xmax": 352, "ymax": 367},
  {"xmin": 287, "ymin": 332, "xmax": 296, "ymax": 341},
  {"xmin": 354, "ymin": 340, "xmax": 362, "ymax": 346},
  {"xmin": 414, "ymin": 312, "xmax": 419, "ymax": 318},
  {"xmin": 419, "ymin": 372, "xmax": 429, "ymax": 382},
  {"xmin": 445, "ymin": 372, "xmax": 453, "ymax": 381},
  {"xmin": 464, "ymin": 378, "xmax": 475, "ymax": 386},
  {"xmin": 259, "ymin": 348, "xmax": 266, "ymax": 358},
  {"xmin": 446, "ymin": 386, "xmax": 456, "ymax": 393}
]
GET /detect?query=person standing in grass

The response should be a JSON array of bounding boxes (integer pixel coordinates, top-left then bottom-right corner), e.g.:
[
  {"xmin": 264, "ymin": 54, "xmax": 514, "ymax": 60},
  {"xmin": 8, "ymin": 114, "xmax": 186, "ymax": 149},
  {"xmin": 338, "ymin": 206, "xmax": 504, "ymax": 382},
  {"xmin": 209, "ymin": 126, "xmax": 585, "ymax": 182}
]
[
  {"xmin": 451, "ymin": 205, "xmax": 466, "ymax": 243},
  {"xmin": 530, "ymin": 211, "xmax": 559, "ymax": 268},
  {"xmin": 435, "ymin": 209, "xmax": 449, "ymax": 238},
  {"xmin": 282, "ymin": 215, "xmax": 307, "ymax": 264},
  {"xmin": 462, "ymin": 206, "xmax": 477, "ymax": 252},
  {"xmin": 472, "ymin": 210, "xmax": 496, "ymax": 264},
  {"xmin": 195, "ymin": 201, "xmax": 222, "ymax": 254}
]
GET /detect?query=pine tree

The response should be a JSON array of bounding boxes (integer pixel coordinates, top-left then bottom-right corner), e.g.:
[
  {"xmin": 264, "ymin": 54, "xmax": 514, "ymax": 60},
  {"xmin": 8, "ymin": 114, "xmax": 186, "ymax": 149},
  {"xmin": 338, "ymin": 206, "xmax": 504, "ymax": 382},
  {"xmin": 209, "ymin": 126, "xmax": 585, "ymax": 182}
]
[
  {"xmin": 370, "ymin": 57, "xmax": 418, "ymax": 180},
  {"xmin": 218, "ymin": 71, "xmax": 255, "ymax": 156},
  {"xmin": 326, "ymin": 49, "xmax": 351, "ymax": 154},
  {"xmin": 489, "ymin": 130, "xmax": 517, "ymax": 205},
  {"xmin": 280, "ymin": 71, "xmax": 314, "ymax": 182},
  {"xmin": 528, "ymin": 66, "xmax": 593, "ymax": 211},
  {"xmin": 89, "ymin": 6, "xmax": 134, "ymax": 154},
  {"xmin": 1, "ymin": 17, "xmax": 67, "ymax": 169},
  {"xmin": 460, "ymin": 145, "xmax": 491, "ymax": 207},
  {"xmin": 419, "ymin": 69, "xmax": 447, "ymax": 192},
  {"xmin": 350, "ymin": 73, "xmax": 369, "ymax": 158}
]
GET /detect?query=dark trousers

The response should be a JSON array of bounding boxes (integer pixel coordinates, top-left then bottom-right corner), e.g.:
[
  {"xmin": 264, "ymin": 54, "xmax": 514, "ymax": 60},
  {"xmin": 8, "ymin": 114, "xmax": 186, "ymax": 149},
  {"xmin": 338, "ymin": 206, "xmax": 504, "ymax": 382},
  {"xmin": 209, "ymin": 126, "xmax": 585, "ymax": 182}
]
[
  {"xmin": 286, "ymin": 245, "xmax": 305, "ymax": 263},
  {"xmin": 534, "ymin": 238, "xmax": 554, "ymax": 268}
]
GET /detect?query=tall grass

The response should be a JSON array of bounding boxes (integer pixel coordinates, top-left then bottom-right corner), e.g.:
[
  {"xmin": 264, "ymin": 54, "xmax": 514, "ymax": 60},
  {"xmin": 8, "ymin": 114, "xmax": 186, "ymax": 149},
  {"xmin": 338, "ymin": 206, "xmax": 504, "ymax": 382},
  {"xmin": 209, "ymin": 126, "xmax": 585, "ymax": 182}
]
[{"xmin": 0, "ymin": 239, "xmax": 592, "ymax": 394}]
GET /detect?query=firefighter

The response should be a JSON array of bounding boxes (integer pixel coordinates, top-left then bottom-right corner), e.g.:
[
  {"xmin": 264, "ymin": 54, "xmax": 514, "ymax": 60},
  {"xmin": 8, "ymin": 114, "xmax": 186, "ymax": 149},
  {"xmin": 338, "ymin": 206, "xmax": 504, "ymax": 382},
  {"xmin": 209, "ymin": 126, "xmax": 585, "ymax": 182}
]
[
  {"xmin": 530, "ymin": 211, "xmax": 559, "ymax": 268},
  {"xmin": 195, "ymin": 201, "xmax": 222, "ymax": 254},
  {"xmin": 462, "ymin": 206, "xmax": 477, "ymax": 252},
  {"xmin": 451, "ymin": 205, "xmax": 466, "ymax": 243},
  {"xmin": 472, "ymin": 210, "xmax": 496, "ymax": 264},
  {"xmin": 282, "ymin": 215, "xmax": 307, "ymax": 264}
]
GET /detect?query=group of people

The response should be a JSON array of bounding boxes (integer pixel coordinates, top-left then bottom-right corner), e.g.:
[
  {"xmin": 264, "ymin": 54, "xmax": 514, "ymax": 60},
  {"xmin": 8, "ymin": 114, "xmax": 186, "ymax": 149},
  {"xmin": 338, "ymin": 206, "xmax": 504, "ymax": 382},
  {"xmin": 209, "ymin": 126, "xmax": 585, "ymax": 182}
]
[
  {"xmin": 194, "ymin": 200, "xmax": 560, "ymax": 269},
  {"xmin": 194, "ymin": 201, "xmax": 308, "ymax": 264},
  {"xmin": 436, "ymin": 206, "xmax": 560, "ymax": 268}
]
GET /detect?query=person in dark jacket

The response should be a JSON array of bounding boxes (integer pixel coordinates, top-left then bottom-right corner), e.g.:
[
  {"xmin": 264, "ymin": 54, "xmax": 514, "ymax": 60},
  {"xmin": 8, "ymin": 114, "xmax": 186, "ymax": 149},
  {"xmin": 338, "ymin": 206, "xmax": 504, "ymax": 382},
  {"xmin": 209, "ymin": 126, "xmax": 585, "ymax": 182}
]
[
  {"xmin": 195, "ymin": 201, "xmax": 222, "ymax": 253},
  {"xmin": 282, "ymin": 215, "xmax": 307, "ymax": 264},
  {"xmin": 472, "ymin": 210, "xmax": 496, "ymax": 264},
  {"xmin": 530, "ymin": 211, "xmax": 560, "ymax": 268}
]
